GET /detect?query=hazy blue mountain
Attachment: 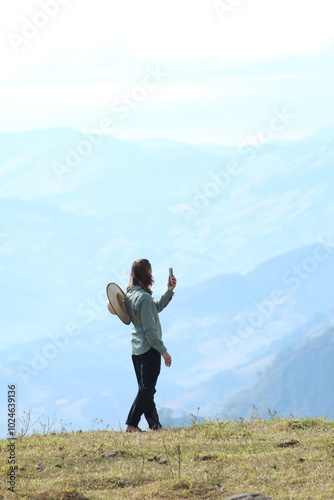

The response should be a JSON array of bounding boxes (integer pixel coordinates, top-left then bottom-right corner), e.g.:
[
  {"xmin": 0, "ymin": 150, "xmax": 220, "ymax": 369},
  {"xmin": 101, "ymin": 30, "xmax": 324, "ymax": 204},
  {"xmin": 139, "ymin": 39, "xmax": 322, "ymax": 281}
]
[
  {"xmin": 220, "ymin": 328, "xmax": 334, "ymax": 419},
  {"xmin": 1, "ymin": 127, "xmax": 333, "ymax": 284},
  {"xmin": 165, "ymin": 313, "xmax": 334, "ymax": 419},
  {"xmin": 1, "ymin": 126, "xmax": 332, "ymax": 348},
  {"xmin": 132, "ymin": 126, "xmax": 334, "ymax": 158},
  {"xmin": 1, "ymin": 127, "xmax": 334, "ymax": 434},
  {"xmin": 1, "ymin": 244, "xmax": 333, "ymax": 436}
]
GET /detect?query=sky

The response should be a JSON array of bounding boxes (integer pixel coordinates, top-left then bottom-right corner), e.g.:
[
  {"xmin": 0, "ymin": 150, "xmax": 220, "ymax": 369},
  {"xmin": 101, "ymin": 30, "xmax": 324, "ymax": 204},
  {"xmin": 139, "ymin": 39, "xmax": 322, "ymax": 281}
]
[{"xmin": 1, "ymin": 0, "xmax": 334, "ymax": 144}]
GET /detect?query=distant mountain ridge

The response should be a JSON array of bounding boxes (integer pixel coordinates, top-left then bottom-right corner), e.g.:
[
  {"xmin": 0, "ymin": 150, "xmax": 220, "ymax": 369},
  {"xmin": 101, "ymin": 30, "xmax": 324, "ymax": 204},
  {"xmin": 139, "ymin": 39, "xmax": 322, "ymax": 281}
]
[
  {"xmin": 1, "ymin": 127, "xmax": 334, "ymax": 432},
  {"xmin": 1, "ymin": 244, "xmax": 333, "ymax": 435},
  {"xmin": 220, "ymin": 328, "xmax": 334, "ymax": 419}
]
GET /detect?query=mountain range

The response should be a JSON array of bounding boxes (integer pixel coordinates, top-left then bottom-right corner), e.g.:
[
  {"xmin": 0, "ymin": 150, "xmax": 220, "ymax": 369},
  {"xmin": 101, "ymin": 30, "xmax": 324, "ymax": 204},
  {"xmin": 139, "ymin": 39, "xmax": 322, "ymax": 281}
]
[
  {"xmin": 1, "ymin": 243, "xmax": 333, "ymax": 435},
  {"xmin": 220, "ymin": 327, "xmax": 334, "ymax": 420},
  {"xmin": 0, "ymin": 126, "xmax": 333, "ymax": 434}
]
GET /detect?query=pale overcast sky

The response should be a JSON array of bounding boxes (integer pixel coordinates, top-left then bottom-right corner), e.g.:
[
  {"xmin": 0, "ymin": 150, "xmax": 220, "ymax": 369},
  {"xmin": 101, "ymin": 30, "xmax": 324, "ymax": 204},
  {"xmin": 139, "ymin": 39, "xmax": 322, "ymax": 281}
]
[{"xmin": 1, "ymin": 0, "xmax": 333, "ymax": 143}]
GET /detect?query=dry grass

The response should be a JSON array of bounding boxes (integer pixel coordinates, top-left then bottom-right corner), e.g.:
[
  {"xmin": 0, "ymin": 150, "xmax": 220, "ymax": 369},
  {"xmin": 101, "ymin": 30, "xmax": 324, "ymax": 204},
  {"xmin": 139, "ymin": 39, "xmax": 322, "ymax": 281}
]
[{"xmin": 1, "ymin": 417, "xmax": 334, "ymax": 499}]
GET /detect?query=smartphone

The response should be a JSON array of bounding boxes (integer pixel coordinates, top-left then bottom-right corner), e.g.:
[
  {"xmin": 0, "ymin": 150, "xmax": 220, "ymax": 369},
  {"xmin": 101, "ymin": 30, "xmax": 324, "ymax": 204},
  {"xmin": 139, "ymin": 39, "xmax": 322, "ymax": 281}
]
[{"xmin": 169, "ymin": 268, "xmax": 173, "ymax": 285}]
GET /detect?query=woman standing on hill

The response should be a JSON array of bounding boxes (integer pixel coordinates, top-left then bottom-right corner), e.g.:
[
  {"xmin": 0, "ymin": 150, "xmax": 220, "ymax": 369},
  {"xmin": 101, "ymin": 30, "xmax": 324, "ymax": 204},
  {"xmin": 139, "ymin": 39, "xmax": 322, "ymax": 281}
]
[{"xmin": 124, "ymin": 258, "xmax": 176, "ymax": 432}]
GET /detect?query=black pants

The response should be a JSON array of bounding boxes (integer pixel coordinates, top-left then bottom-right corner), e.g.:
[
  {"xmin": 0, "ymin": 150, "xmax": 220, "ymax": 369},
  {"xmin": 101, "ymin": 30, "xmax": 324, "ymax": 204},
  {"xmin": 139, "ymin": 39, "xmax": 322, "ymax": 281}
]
[{"xmin": 126, "ymin": 347, "xmax": 162, "ymax": 429}]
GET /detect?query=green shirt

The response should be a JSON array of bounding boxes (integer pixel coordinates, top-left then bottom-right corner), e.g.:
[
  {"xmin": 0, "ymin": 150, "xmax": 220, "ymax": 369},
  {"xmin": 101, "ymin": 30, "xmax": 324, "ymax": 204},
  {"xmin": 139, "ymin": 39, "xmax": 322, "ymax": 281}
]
[{"xmin": 124, "ymin": 285, "xmax": 174, "ymax": 355}]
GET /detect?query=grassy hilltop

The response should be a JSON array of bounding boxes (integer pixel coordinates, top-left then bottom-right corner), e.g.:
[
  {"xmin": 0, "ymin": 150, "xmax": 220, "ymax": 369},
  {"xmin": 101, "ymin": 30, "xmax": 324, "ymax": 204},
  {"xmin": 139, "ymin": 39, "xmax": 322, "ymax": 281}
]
[{"xmin": 1, "ymin": 417, "xmax": 334, "ymax": 499}]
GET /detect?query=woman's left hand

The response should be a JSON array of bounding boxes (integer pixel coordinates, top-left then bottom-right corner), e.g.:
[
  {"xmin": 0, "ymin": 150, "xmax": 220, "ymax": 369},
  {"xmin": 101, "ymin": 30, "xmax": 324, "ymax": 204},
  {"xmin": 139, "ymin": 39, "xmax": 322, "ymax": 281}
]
[{"xmin": 168, "ymin": 276, "xmax": 177, "ymax": 291}]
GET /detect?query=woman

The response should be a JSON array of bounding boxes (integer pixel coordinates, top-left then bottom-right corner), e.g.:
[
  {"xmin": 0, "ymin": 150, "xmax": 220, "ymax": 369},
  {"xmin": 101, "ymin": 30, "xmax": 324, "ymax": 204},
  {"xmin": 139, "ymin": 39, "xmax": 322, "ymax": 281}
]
[{"xmin": 124, "ymin": 258, "xmax": 177, "ymax": 432}]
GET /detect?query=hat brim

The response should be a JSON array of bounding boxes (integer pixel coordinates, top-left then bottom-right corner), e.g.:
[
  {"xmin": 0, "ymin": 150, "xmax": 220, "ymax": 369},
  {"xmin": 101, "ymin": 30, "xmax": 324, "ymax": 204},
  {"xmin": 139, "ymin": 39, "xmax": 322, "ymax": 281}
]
[{"xmin": 106, "ymin": 283, "xmax": 131, "ymax": 325}]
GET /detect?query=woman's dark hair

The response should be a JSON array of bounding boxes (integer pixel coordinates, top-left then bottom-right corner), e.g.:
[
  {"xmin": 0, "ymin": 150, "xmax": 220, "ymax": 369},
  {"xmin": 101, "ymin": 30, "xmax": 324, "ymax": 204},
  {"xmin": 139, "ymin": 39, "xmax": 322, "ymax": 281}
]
[{"xmin": 127, "ymin": 258, "xmax": 154, "ymax": 295}]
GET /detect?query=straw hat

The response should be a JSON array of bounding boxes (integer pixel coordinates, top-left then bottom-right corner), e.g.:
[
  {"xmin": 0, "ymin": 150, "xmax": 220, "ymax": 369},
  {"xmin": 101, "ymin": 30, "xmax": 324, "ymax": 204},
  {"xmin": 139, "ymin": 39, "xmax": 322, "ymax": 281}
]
[{"xmin": 106, "ymin": 282, "xmax": 130, "ymax": 325}]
